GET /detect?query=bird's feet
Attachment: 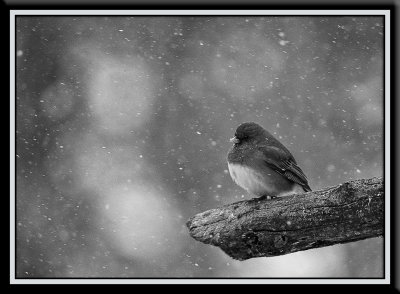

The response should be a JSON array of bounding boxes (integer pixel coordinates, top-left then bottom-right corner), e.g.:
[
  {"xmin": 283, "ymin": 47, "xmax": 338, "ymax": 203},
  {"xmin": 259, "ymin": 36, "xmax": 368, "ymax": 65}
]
[{"xmin": 258, "ymin": 194, "xmax": 278, "ymax": 201}]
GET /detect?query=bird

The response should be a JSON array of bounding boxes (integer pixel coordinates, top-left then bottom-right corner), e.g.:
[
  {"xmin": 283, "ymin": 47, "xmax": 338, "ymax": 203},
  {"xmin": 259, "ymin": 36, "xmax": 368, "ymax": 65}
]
[{"xmin": 227, "ymin": 122, "xmax": 311, "ymax": 199}]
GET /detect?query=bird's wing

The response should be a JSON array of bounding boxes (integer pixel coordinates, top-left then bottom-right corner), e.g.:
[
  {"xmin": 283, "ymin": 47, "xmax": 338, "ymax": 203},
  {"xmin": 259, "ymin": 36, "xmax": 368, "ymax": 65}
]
[{"xmin": 257, "ymin": 145, "xmax": 311, "ymax": 191}]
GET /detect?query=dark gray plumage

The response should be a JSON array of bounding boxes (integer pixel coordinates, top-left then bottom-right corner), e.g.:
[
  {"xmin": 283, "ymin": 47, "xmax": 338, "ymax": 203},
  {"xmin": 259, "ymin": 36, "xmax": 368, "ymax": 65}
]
[{"xmin": 227, "ymin": 122, "xmax": 311, "ymax": 197}]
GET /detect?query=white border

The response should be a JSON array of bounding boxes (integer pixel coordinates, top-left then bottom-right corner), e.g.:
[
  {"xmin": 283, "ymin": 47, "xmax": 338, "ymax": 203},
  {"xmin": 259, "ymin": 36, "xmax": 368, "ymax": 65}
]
[
  {"xmin": 10, "ymin": 9, "xmax": 16, "ymax": 285},
  {"xmin": 10, "ymin": 10, "xmax": 390, "ymax": 285},
  {"xmin": 10, "ymin": 10, "xmax": 392, "ymax": 16},
  {"xmin": 384, "ymin": 9, "xmax": 391, "ymax": 287}
]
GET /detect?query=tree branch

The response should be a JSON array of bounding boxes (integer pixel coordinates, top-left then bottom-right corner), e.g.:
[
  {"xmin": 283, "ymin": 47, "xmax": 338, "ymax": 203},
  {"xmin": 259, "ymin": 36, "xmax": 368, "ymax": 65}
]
[{"xmin": 186, "ymin": 177, "xmax": 383, "ymax": 260}]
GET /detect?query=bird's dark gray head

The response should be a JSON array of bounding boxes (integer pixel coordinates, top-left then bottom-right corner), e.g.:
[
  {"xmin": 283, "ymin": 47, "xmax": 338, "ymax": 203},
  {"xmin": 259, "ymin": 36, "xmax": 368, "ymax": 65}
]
[{"xmin": 230, "ymin": 122, "xmax": 266, "ymax": 144}]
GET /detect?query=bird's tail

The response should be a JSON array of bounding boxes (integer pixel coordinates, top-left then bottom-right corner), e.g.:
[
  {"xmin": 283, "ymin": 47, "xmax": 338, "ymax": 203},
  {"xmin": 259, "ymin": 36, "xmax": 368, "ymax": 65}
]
[{"xmin": 302, "ymin": 183, "xmax": 312, "ymax": 192}]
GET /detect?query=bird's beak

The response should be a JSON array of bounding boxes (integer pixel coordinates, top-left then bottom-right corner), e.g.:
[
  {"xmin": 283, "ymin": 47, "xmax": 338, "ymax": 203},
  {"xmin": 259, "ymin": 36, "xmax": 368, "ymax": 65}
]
[{"xmin": 230, "ymin": 136, "xmax": 239, "ymax": 144}]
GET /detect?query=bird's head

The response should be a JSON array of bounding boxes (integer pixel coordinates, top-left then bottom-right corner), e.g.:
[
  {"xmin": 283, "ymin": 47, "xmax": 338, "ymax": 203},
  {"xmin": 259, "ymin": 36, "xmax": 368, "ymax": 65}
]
[{"xmin": 230, "ymin": 122, "xmax": 266, "ymax": 144}]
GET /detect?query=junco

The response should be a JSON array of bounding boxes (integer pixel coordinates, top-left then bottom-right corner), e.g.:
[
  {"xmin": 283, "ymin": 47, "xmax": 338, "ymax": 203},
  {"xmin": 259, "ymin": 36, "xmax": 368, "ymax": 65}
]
[{"xmin": 227, "ymin": 122, "xmax": 311, "ymax": 198}]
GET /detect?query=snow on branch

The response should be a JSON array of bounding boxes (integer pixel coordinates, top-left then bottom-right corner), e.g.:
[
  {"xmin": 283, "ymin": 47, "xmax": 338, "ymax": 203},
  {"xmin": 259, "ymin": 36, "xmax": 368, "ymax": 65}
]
[{"xmin": 186, "ymin": 177, "xmax": 383, "ymax": 260}]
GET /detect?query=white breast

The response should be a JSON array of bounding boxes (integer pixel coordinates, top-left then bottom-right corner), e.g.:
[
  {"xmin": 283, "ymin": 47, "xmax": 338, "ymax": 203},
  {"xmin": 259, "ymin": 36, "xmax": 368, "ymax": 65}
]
[
  {"xmin": 227, "ymin": 162, "xmax": 303, "ymax": 197},
  {"xmin": 227, "ymin": 163, "xmax": 269, "ymax": 196}
]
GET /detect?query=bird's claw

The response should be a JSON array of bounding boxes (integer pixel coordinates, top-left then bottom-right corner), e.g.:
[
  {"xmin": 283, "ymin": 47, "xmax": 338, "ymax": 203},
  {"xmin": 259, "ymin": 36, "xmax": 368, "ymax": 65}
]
[{"xmin": 258, "ymin": 195, "xmax": 278, "ymax": 201}]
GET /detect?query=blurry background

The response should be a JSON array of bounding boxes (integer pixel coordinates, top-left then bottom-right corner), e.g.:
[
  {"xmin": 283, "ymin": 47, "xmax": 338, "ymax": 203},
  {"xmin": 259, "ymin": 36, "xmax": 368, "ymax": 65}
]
[{"xmin": 15, "ymin": 16, "xmax": 384, "ymax": 278}]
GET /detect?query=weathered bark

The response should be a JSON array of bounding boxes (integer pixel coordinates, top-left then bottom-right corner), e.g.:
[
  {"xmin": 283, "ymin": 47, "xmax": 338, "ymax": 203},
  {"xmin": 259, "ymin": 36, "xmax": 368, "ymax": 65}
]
[{"xmin": 186, "ymin": 177, "xmax": 383, "ymax": 260}]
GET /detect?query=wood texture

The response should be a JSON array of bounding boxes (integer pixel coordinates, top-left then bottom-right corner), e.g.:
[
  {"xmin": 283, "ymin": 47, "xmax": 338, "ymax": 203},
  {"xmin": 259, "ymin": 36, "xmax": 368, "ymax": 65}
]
[{"xmin": 186, "ymin": 177, "xmax": 383, "ymax": 260}]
